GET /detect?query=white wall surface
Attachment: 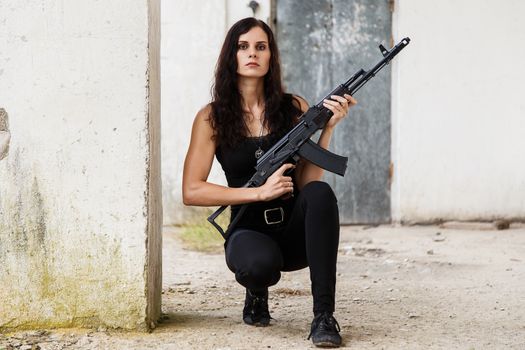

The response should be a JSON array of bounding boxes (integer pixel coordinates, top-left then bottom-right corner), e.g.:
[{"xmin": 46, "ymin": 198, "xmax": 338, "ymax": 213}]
[
  {"xmin": 391, "ymin": 0, "xmax": 525, "ymax": 222},
  {"xmin": 161, "ymin": 0, "xmax": 270, "ymax": 224},
  {"xmin": 0, "ymin": 0, "xmax": 160, "ymax": 330}
]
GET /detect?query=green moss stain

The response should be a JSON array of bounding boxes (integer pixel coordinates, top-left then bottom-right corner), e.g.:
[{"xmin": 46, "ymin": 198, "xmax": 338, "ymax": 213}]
[
  {"xmin": 0, "ymin": 153, "xmax": 147, "ymax": 331},
  {"xmin": 0, "ymin": 231, "xmax": 147, "ymax": 331}
]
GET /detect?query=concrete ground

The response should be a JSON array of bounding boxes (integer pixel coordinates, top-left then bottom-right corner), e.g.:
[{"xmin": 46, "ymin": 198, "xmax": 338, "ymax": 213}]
[{"xmin": 1, "ymin": 224, "xmax": 524, "ymax": 349}]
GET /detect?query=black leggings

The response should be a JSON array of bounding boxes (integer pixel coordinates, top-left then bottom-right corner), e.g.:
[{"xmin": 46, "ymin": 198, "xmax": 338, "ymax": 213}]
[{"xmin": 224, "ymin": 181, "xmax": 340, "ymax": 315}]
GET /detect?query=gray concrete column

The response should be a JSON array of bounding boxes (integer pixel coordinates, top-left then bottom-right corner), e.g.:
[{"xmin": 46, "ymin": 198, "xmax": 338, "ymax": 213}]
[{"xmin": 0, "ymin": 0, "xmax": 162, "ymax": 331}]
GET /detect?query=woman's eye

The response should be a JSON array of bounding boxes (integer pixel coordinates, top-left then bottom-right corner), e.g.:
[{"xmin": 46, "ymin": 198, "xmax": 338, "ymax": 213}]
[
  {"xmin": 257, "ymin": 44, "xmax": 266, "ymax": 50},
  {"xmin": 238, "ymin": 43, "xmax": 248, "ymax": 50}
]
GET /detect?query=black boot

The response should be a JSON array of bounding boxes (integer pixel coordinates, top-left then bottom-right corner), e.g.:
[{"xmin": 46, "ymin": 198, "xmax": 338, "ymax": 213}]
[
  {"xmin": 242, "ymin": 289, "xmax": 271, "ymax": 326},
  {"xmin": 307, "ymin": 312, "xmax": 342, "ymax": 347}
]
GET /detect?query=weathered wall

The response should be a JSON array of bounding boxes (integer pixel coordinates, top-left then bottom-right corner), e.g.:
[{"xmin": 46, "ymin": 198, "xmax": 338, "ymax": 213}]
[
  {"xmin": 0, "ymin": 0, "xmax": 161, "ymax": 331},
  {"xmin": 161, "ymin": 0, "xmax": 271, "ymax": 225},
  {"xmin": 391, "ymin": 0, "xmax": 525, "ymax": 222}
]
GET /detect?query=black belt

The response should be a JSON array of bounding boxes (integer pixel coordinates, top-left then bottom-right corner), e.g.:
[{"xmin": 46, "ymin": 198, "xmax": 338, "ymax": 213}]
[
  {"xmin": 231, "ymin": 201, "xmax": 292, "ymax": 230},
  {"xmin": 263, "ymin": 207, "xmax": 285, "ymax": 225}
]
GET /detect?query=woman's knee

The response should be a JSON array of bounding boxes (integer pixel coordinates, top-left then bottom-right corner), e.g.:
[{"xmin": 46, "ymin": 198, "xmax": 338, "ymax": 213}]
[
  {"xmin": 301, "ymin": 181, "xmax": 337, "ymax": 205},
  {"xmin": 235, "ymin": 259, "xmax": 281, "ymax": 289}
]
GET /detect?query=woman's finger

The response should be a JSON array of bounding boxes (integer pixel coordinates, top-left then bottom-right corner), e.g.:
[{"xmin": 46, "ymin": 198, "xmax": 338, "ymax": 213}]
[
  {"xmin": 323, "ymin": 102, "xmax": 341, "ymax": 112},
  {"xmin": 281, "ymin": 176, "xmax": 292, "ymax": 182},
  {"xmin": 281, "ymin": 181, "xmax": 293, "ymax": 188},
  {"xmin": 323, "ymin": 103, "xmax": 335, "ymax": 114},
  {"xmin": 331, "ymin": 95, "xmax": 348, "ymax": 105},
  {"xmin": 276, "ymin": 163, "xmax": 295, "ymax": 175},
  {"xmin": 324, "ymin": 103, "xmax": 344, "ymax": 116},
  {"xmin": 324, "ymin": 98, "xmax": 344, "ymax": 107},
  {"xmin": 343, "ymin": 94, "xmax": 357, "ymax": 105}
]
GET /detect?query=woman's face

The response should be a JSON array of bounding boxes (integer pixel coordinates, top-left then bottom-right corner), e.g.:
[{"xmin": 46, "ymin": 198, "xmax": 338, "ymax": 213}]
[{"xmin": 236, "ymin": 26, "xmax": 271, "ymax": 78}]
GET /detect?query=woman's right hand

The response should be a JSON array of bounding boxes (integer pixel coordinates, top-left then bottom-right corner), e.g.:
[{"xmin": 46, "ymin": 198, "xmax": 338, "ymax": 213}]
[{"xmin": 258, "ymin": 163, "xmax": 295, "ymax": 201}]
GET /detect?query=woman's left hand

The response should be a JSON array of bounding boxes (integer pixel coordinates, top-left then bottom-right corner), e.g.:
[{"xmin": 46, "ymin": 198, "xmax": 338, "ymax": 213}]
[{"xmin": 323, "ymin": 93, "xmax": 357, "ymax": 129}]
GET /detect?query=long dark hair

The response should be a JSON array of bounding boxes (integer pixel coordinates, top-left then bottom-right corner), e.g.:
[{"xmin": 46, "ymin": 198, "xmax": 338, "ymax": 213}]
[{"xmin": 210, "ymin": 17, "xmax": 301, "ymax": 148}]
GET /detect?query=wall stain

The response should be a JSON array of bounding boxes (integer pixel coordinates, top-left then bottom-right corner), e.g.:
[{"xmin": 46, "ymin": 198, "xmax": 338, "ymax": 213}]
[
  {"xmin": 10, "ymin": 148, "xmax": 29, "ymax": 252},
  {"xmin": 1, "ymin": 149, "xmax": 48, "ymax": 255},
  {"xmin": 29, "ymin": 176, "xmax": 47, "ymax": 249}
]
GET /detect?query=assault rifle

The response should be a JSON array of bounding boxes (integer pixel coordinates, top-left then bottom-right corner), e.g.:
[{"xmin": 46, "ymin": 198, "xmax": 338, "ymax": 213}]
[{"xmin": 208, "ymin": 37, "xmax": 411, "ymax": 239}]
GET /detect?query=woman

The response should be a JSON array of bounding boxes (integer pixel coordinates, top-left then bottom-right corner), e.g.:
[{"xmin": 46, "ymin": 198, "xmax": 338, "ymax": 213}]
[{"xmin": 182, "ymin": 17, "xmax": 356, "ymax": 348}]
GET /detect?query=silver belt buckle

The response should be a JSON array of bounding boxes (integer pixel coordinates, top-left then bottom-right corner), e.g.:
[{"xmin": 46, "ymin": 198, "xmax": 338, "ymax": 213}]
[{"xmin": 264, "ymin": 207, "xmax": 284, "ymax": 225}]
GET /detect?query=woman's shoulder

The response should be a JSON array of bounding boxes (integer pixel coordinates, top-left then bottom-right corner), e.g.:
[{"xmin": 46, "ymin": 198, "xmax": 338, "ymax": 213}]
[
  {"xmin": 286, "ymin": 93, "xmax": 309, "ymax": 113},
  {"xmin": 193, "ymin": 103, "xmax": 215, "ymax": 127},
  {"xmin": 195, "ymin": 103, "xmax": 213, "ymax": 120},
  {"xmin": 192, "ymin": 103, "xmax": 214, "ymax": 135}
]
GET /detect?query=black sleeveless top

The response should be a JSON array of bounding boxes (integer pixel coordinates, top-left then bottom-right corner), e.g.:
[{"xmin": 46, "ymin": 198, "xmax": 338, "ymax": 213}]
[
  {"xmin": 216, "ymin": 133, "xmax": 281, "ymax": 187},
  {"xmin": 215, "ymin": 96, "xmax": 302, "ymax": 230},
  {"xmin": 216, "ymin": 132, "xmax": 298, "ymax": 231}
]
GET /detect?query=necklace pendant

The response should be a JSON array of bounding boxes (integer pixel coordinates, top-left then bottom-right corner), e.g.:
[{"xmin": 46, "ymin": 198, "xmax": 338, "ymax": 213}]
[{"xmin": 255, "ymin": 147, "xmax": 264, "ymax": 159}]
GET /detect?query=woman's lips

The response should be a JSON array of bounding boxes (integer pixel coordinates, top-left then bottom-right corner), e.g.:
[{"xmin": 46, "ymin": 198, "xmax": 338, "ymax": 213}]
[{"xmin": 246, "ymin": 63, "xmax": 260, "ymax": 67}]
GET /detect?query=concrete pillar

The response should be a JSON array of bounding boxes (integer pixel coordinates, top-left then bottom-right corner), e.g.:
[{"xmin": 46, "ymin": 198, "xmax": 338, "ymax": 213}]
[{"xmin": 0, "ymin": 0, "xmax": 161, "ymax": 331}]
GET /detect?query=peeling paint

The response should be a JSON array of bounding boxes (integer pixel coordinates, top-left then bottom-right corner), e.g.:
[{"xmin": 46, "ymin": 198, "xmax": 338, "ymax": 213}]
[{"xmin": 0, "ymin": 108, "xmax": 11, "ymax": 160}]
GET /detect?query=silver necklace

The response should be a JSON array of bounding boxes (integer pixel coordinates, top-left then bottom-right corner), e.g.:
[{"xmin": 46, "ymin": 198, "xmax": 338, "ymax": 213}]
[{"xmin": 254, "ymin": 116, "xmax": 265, "ymax": 159}]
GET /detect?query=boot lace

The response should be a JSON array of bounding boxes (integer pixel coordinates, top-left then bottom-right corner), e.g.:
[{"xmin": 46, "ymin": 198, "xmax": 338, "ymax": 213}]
[
  {"xmin": 251, "ymin": 295, "xmax": 270, "ymax": 319},
  {"xmin": 308, "ymin": 312, "xmax": 341, "ymax": 340},
  {"xmin": 243, "ymin": 289, "xmax": 271, "ymax": 323}
]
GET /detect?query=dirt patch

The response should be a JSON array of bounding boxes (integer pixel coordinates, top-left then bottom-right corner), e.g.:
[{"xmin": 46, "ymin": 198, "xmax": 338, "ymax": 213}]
[
  {"xmin": 2, "ymin": 225, "xmax": 525, "ymax": 349},
  {"xmin": 273, "ymin": 287, "xmax": 310, "ymax": 296}
]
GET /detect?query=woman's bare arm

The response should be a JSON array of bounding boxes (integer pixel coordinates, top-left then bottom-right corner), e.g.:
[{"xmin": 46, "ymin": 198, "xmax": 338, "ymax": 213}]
[{"xmin": 182, "ymin": 105, "xmax": 294, "ymax": 206}]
